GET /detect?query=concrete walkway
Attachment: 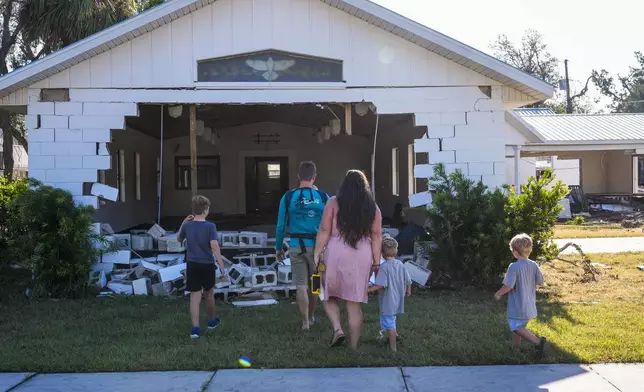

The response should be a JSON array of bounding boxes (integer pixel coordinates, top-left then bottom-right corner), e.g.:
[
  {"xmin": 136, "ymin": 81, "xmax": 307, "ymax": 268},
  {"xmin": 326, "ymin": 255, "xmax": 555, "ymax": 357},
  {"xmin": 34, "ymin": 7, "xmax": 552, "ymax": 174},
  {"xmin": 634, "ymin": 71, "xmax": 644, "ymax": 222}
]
[
  {"xmin": 2, "ymin": 364, "xmax": 642, "ymax": 392},
  {"xmin": 554, "ymin": 237, "xmax": 644, "ymax": 254}
]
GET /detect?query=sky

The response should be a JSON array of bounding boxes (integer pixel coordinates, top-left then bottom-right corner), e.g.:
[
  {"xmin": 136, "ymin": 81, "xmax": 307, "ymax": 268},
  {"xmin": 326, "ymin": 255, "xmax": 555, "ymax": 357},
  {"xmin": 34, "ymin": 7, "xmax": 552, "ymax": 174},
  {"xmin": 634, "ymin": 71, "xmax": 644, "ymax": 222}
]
[{"xmin": 372, "ymin": 0, "xmax": 642, "ymax": 111}]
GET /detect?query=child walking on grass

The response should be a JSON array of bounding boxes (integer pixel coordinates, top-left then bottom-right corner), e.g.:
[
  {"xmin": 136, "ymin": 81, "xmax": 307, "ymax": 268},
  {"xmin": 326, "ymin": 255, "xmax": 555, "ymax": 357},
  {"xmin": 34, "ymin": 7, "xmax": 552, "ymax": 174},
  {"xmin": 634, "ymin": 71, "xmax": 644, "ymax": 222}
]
[
  {"xmin": 495, "ymin": 233, "xmax": 547, "ymax": 358},
  {"xmin": 368, "ymin": 237, "xmax": 412, "ymax": 352},
  {"xmin": 177, "ymin": 195, "xmax": 227, "ymax": 339}
]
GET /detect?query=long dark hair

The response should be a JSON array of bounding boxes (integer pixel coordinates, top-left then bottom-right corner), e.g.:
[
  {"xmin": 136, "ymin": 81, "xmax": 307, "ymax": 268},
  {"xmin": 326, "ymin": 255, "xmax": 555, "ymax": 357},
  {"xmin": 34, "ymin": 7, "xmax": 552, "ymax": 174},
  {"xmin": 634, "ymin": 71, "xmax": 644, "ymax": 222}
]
[{"xmin": 336, "ymin": 170, "xmax": 376, "ymax": 248}]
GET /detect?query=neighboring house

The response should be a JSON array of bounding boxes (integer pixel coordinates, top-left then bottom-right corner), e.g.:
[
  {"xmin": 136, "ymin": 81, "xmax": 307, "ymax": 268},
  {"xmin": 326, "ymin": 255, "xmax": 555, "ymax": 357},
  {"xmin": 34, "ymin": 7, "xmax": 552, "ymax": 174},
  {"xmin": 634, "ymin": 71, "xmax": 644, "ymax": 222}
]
[
  {"xmin": 0, "ymin": 130, "xmax": 28, "ymax": 177},
  {"xmin": 0, "ymin": 0, "xmax": 553, "ymax": 232},
  {"xmin": 505, "ymin": 108, "xmax": 644, "ymax": 196}
]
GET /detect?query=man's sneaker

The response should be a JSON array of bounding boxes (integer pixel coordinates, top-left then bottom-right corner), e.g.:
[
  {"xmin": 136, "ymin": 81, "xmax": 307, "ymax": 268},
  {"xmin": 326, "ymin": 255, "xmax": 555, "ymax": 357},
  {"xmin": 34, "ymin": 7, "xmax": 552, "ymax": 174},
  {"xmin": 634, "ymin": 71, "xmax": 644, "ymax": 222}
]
[
  {"xmin": 190, "ymin": 326, "xmax": 200, "ymax": 339},
  {"xmin": 207, "ymin": 318, "xmax": 221, "ymax": 330},
  {"xmin": 536, "ymin": 337, "xmax": 547, "ymax": 359}
]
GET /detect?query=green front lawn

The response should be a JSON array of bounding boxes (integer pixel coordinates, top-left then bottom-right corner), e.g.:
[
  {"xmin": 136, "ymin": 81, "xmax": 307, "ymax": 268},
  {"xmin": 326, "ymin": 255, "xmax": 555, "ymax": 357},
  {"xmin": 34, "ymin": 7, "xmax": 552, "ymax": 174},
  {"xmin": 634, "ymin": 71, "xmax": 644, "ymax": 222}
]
[{"xmin": 1, "ymin": 253, "xmax": 643, "ymax": 372}]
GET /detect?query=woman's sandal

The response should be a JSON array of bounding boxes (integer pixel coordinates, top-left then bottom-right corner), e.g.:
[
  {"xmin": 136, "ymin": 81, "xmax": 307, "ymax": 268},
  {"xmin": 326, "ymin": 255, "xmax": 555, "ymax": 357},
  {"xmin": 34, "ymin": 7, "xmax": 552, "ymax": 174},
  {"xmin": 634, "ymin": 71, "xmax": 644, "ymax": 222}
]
[{"xmin": 330, "ymin": 330, "xmax": 346, "ymax": 347}]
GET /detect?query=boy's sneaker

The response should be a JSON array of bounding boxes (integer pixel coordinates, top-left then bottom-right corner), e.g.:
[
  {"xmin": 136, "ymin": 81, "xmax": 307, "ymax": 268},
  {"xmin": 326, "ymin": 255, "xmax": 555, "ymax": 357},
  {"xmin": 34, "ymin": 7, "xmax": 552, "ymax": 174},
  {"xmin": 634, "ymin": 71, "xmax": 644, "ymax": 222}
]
[
  {"xmin": 207, "ymin": 318, "xmax": 221, "ymax": 330},
  {"xmin": 190, "ymin": 326, "xmax": 200, "ymax": 339},
  {"xmin": 536, "ymin": 337, "xmax": 547, "ymax": 359}
]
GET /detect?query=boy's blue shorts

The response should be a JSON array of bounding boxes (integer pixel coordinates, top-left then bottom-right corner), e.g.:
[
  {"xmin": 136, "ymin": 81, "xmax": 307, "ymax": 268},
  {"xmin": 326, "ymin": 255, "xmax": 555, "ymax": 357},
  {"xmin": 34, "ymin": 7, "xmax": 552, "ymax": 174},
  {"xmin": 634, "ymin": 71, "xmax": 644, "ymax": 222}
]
[
  {"xmin": 508, "ymin": 318, "xmax": 529, "ymax": 332},
  {"xmin": 380, "ymin": 315, "xmax": 397, "ymax": 330}
]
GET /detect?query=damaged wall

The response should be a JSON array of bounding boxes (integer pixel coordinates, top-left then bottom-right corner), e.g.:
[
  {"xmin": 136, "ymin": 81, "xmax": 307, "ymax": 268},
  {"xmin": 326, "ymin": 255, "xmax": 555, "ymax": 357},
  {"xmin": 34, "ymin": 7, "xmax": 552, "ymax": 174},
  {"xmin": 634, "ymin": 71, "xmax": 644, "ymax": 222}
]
[
  {"xmin": 162, "ymin": 122, "xmax": 370, "ymax": 217},
  {"xmin": 559, "ymin": 150, "xmax": 632, "ymax": 194}
]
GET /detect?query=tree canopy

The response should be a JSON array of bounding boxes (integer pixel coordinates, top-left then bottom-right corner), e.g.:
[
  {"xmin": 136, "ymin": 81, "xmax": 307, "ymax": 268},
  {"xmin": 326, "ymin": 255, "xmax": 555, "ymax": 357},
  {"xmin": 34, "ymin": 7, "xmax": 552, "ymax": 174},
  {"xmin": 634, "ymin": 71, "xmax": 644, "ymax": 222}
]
[{"xmin": 592, "ymin": 52, "xmax": 644, "ymax": 113}]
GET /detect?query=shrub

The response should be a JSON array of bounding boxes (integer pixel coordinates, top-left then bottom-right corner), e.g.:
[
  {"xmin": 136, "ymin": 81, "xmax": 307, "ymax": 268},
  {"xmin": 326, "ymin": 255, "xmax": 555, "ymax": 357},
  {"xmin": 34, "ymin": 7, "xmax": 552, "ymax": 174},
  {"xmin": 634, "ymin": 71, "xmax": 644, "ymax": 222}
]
[
  {"xmin": 425, "ymin": 165, "xmax": 569, "ymax": 287},
  {"xmin": 506, "ymin": 169, "xmax": 568, "ymax": 262},
  {"xmin": 4, "ymin": 182, "xmax": 102, "ymax": 298},
  {"xmin": 0, "ymin": 176, "xmax": 32, "ymax": 280},
  {"xmin": 566, "ymin": 215, "xmax": 585, "ymax": 226}
]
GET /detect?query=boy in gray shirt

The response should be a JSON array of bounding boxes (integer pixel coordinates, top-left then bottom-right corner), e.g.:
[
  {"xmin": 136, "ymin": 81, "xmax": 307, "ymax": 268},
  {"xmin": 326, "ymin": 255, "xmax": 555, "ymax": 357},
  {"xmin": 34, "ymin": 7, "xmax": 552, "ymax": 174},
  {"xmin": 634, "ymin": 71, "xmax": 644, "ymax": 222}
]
[
  {"xmin": 495, "ymin": 233, "xmax": 546, "ymax": 358},
  {"xmin": 368, "ymin": 237, "xmax": 412, "ymax": 352}
]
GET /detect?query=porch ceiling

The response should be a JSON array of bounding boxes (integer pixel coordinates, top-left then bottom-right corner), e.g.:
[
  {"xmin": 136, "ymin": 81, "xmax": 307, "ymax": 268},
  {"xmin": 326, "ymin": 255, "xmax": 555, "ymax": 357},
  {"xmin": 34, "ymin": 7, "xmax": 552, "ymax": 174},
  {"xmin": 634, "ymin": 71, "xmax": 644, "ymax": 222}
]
[{"xmin": 127, "ymin": 104, "xmax": 413, "ymax": 139}]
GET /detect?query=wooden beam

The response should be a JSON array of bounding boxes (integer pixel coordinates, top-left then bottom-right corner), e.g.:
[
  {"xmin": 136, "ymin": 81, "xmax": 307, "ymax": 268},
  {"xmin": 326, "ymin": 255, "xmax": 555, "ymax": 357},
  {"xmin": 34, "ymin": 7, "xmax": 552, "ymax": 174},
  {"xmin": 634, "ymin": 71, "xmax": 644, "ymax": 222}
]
[
  {"xmin": 345, "ymin": 104, "xmax": 352, "ymax": 135},
  {"xmin": 189, "ymin": 104, "xmax": 198, "ymax": 198}
]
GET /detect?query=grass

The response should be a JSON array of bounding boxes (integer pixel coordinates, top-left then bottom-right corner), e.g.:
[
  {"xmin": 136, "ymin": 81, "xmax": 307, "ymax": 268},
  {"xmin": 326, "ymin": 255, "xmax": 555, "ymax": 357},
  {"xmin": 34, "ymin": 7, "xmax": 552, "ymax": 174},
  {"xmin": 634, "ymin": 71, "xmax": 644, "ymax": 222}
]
[
  {"xmin": 553, "ymin": 224, "xmax": 644, "ymax": 239},
  {"xmin": 1, "ymin": 253, "xmax": 643, "ymax": 372}
]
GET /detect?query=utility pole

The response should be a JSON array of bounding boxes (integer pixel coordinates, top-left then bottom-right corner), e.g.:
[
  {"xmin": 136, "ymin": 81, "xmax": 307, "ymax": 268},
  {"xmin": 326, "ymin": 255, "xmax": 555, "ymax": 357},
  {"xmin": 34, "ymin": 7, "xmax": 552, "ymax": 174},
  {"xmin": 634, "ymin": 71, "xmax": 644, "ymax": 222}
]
[{"xmin": 564, "ymin": 59, "xmax": 573, "ymax": 114}]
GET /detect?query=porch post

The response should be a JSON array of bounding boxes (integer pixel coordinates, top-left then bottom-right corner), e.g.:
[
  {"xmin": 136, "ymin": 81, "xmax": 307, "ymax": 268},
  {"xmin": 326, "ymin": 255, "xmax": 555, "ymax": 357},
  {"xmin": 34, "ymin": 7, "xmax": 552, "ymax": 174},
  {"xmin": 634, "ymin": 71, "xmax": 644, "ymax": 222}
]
[
  {"xmin": 189, "ymin": 104, "xmax": 198, "ymax": 198},
  {"xmin": 513, "ymin": 145, "xmax": 521, "ymax": 195}
]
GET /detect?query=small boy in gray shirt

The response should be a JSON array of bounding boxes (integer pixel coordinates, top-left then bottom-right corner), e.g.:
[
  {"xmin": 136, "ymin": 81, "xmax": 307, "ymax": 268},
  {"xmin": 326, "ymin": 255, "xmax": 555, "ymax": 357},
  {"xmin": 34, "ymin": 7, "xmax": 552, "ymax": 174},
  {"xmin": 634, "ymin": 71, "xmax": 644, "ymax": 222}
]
[
  {"xmin": 495, "ymin": 233, "xmax": 546, "ymax": 358},
  {"xmin": 368, "ymin": 237, "xmax": 412, "ymax": 352}
]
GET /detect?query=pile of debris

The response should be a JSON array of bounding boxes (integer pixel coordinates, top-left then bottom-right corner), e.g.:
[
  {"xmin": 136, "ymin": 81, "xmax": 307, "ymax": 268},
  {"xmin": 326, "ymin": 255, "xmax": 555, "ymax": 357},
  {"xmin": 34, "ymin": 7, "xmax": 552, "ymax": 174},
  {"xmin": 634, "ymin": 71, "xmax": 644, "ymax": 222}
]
[{"xmin": 89, "ymin": 223, "xmax": 291, "ymax": 297}]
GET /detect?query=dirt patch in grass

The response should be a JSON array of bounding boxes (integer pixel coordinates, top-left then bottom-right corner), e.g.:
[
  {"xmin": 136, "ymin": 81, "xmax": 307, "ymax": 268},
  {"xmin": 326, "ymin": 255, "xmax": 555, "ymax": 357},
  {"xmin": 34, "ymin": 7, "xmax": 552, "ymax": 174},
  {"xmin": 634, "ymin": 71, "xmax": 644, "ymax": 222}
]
[{"xmin": 554, "ymin": 225, "xmax": 644, "ymax": 239}]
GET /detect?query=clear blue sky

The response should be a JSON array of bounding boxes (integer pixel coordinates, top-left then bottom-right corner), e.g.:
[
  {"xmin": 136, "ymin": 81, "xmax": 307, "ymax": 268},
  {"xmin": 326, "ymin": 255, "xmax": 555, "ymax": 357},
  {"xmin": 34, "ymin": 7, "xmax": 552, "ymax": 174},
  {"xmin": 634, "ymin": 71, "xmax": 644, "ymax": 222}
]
[{"xmin": 373, "ymin": 0, "xmax": 642, "ymax": 110}]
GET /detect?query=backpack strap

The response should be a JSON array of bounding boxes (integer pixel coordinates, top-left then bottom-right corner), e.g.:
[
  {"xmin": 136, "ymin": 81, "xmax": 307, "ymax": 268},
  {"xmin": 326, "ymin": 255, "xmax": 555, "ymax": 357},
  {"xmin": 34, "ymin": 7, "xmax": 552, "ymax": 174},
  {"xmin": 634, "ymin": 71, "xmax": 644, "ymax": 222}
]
[{"xmin": 283, "ymin": 189, "xmax": 296, "ymax": 227}]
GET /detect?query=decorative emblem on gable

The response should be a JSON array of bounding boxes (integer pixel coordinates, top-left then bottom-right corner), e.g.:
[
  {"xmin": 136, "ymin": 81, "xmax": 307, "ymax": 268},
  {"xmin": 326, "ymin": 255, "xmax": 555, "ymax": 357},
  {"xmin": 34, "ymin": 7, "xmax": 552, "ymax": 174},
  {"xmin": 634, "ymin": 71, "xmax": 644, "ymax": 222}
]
[{"xmin": 197, "ymin": 50, "xmax": 343, "ymax": 83}]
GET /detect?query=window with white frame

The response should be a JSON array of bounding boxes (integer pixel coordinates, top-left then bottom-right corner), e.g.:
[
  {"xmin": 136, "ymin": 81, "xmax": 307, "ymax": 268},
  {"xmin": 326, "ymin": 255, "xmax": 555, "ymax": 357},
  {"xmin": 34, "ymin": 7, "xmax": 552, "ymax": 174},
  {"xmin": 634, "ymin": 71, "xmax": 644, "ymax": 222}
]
[
  {"xmin": 392, "ymin": 147, "xmax": 400, "ymax": 196},
  {"xmin": 135, "ymin": 152, "xmax": 141, "ymax": 201},
  {"xmin": 117, "ymin": 150, "xmax": 126, "ymax": 202},
  {"xmin": 408, "ymin": 144, "xmax": 415, "ymax": 195}
]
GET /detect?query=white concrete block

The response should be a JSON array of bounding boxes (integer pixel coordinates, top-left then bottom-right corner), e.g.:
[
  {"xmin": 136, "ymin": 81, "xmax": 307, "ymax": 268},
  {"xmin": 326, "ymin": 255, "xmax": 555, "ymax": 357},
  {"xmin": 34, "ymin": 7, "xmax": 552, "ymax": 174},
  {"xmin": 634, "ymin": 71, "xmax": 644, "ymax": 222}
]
[
  {"xmin": 456, "ymin": 148, "xmax": 505, "ymax": 164},
  {"xmin": 409, "ymin": 191, "xmax": 432, "ymax": 208},
  {"xmin": 54, "ymin": 102, "xmax": 83, "ymax": 116},
  {"xmin": 251, "ymin": 270, "xmax": 277, "ymax": 287},
  {"xmin": 147, "ymin": 224, "xmax": 166, "ymax": 240},
  {"xmin": 28, "ymin": 142, "xmax": 42, "ymax": 156},
  {"xmin": 442, "ymin": 137, "xmax": 505, "ymax": 151},
  {"xmin": 277, "ymin": 265, "xmax": 292, "ymax": 284},
  {"xmin": 27, "ymin": 102, "xmax": 55, "ymax": 115},
  {"xmin": 151, "ymin": 282, "xmax": 173, "ymax": 296},
  {"xmin": 83, "ymin": 155, "xmax": 111, "ymax": 170},
  {"xmin": 83, "ymin": 102, "xmax": 138, "ymax": 116},
  {"xmin": 102, "ymin": 250, "xmax": 131, "ymax": 264},
  {"xmin": 29, "ymin": 155, "xmax": 55, "ymax": 169},
  {"xmin": 26, "ymin": 115, "xmax": 39, "ymax": 129},
  {"xmin": 91, "ymin": 183, "xmax": 118, "ymax": 201},
  {"xmin": 404, "ymin": 261, "xmax": 431, "ymax": 285},
  {"xmin": 482, "ymin": 174, "xmax": 507, "ymax": 189},
  {"xmin": 29, "ymin": 129, "xmax": 54, "ymax": 142},
  {"xmin": 52, "ymin": 182, "xmax": 83, "ymax": 196},
  {"xmin": 414, "ymin": 113, "xmax": 441, "ymax": 127},
  {"xmin": 46, "ymin": 169, "xmax": 97, "ymax": 182},
  {"xmin": 414, "ymin": 138, "xmax": 440, "ymax": 153},
  {"xmin": 41, "ymin": 142, "xmax": 96, "ymax": 156},
  {"xmin": 429, "ymin": 151, "xmax": 456, "ymax": 164},
  {"xmin": 414, "ymin": 164, "xmax": 435, "ymax": 179},
  {"xmin": 468, "ymin": 162, "xmax": 495, "ymax": 176},
  {"xmin": 427, "ymin": 125, "xmax": 455, "ymax": 138},
  {"xmin": 466, "ymin": 111, "xmax": 494, "ymax": 125},
  {"xmin": 441, "ymin": 112, "xmax": 466, "ymax": 125},
  {"xmin": 159, "ymin": 263, "xmax": 187, "ymax": 282},
  {"xmin": 98, "ymin": 143, "xmax": 110, "ymax": 156},
  {"xmin": 28, "ymin": 170, "xmax": 46, "ymax": 182},
  {"xmin": 74, "ymin": 195, "xmax": 98, "ymax": 209},
  {"xmin": 455, "ymin": 124, "xmax": 503, "ymax": 137},
  {"xmin": 494, "ymin": 162, "xmax": 505, "ymax": 175},
  {"xmin": 135, "ymin": 261, "xmax": 163, "ymax": 279},
  {"xmin": 82, "ymin": 129, "xmax": 112, "ymax": 142},
  {"xmin": 474, "ymin": 99, "xmax": 504, "ymax": 111},
  {"xmin": 28, "ymin": 88, "xmax": 41, "ymax": 102},
  {"xmin": 492, "ymin": 111, "xmax": 505, "ymax": 124},
  {"xmin": 444, "ymin": 163, "xmax": 469, "ymax": 175},
  {"xmin": 228, "ymin": 263, "xmax": 251, "ymax": 284},
  {"xmin": 55, "ymin": 128, "xmax": 82, "ymax": 142},
  {"xmin": 91, "ymin": 262, "xmax": 115, "ymax": 273},
  {"xmin": 132, "ymin": 278, "xmax": 152, "ymax": 295},
  {"xmin": 55, "ymin": 156, "xmax": 83, "ymax": 169},
  {"xmin": 107, "ymin": 280, "xmax": 133, "ymax": 295},
  {"xmin": 69, "ymin": 115, "xmax": 125, "ymax": 129},
  {"xmin": 40, "ymin": 115, "xmax": 69, "ymax": 129},
  {"xmin": 132, "ymin": 234, "xmax": 154, "ymax": 251}
]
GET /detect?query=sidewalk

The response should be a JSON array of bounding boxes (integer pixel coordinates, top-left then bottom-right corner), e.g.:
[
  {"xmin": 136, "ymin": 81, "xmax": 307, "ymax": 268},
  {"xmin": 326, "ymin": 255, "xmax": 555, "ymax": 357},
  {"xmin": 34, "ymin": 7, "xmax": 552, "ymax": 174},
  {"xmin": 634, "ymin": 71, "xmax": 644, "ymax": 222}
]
[
  {"xmin": 2, "ymin": 364, "xmax": 642, "ymax": 392},
  {"xmin": 554, "ymin": 237, "xmax": 644, "ymax": 253}
]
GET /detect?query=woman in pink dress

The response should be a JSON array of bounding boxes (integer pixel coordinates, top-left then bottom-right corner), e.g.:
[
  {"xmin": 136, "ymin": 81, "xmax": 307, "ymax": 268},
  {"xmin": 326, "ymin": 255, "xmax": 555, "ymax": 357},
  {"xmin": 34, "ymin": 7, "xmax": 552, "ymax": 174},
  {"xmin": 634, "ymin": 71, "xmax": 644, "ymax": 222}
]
[{"xmin": 314, "ymin": 170, "xmax": 382, "ymax": 350}]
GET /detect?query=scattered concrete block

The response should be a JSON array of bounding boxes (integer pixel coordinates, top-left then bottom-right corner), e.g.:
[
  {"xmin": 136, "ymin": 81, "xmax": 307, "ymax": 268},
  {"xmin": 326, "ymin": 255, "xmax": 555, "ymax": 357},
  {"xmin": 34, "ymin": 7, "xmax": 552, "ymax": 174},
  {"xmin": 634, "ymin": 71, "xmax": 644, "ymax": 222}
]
[
  {"xmin": 91, "ymin": 263, "xmax": 114, "ymax": 273},
  {"xmin": 129, "ymin": 257, "xmax": 156, "ymax": 265},
  {"xmin": 147, "ymin": 224, "xmax": 166, "ymax": 240},
  {"xmin": 239, "ymin": 231, "xmax": 268, "ymax": 247},
  {"xmin": 159, "ymin": 263, "xmax": 187, "ymax": 282},
  {"xmin": 156, "ymin": 254, "xmax": 184, "ymax": 265},
  {"xmin": 91, "ymin": 183, "xmax": 118, "ymax": 201},
  {"xmin": 252, "ymin": 254, "xmax": 277, "ymax": 268},
  {"xmin": 108, "ymin": 234, "xmax": 131, "ymax": 249},
  {"xmin": 101, "ymin": 223, "xmax": 114, "ymax": 234},
  {"xmin": 151, "ymin": 282, "xmax": 173, "ymax": 296},
  {"xmin": 102, "ymin": 250, "xmax": 131, "ymax": 264},
  {"xmin": 215, "ymin": 275, "xmax": 231, "ymax": 289},
  {"xmin": 107, "ymin": 280, "xmax": 133, "ymax": 295},
  {"xmin": 277, "ymin": 265, "xmax": 292, "ymax": 284},
  {"xmin": 134, "ymin": 261, "xmax": 163, "ymax": 280},
  {"xmin": 234, "ymin": 254, "xmax": 254, "ymax": 267},
  {"xmin": 131, "ymin": 234, "xmax": 153, "ymax": 251},
  {"xmin": 159, "ymin": 233, "xmax": 185, "ymax": 253},
  {"xmin": 132, "ymin": 278, "xmax": 152, "ymax": 295},
  {"xmin": 219, "ymin": 232, "xmax": 239, "ymax": 246},
  {"xmin": 409, "ymin": 192, "xmax": 432, "ymax": 208},
  {"xmin": 232, "ymin": 292, "xmax": 278, "ymax": 307},
  {"xmin": 251, "ymin": 270, "xmax": 277, "ymax": 287},
  {"xmin": 88, "ymin": 270, "xmax": 107, "ymax": 288},
  {"xmin": 228, "ymin": 263, "xmax": 251, "ymax": 284},
  {"xmin": 404, "ymin": 261, "xmax": 432, "ymax": 286}
]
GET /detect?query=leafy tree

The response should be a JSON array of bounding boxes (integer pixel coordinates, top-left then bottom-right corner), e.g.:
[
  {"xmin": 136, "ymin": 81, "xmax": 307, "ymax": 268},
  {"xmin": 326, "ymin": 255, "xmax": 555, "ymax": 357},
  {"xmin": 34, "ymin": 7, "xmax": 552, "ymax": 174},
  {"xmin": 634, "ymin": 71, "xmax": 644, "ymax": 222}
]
[
  {"xmin": 136, "ymin": 0, "xmax": 165, "ymax": 12},
  {"xmin": 592, "ymin": 51, "xmax": 644, "ymax": 113}
]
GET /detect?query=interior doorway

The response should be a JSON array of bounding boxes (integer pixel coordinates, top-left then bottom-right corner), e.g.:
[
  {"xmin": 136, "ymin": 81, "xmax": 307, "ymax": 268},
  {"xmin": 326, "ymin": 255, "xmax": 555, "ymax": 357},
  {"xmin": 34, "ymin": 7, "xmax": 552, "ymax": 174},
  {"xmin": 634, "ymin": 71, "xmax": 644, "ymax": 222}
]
[{"xmin": 245, "ymin": 157, "xmax": 290, "ymax": 215}]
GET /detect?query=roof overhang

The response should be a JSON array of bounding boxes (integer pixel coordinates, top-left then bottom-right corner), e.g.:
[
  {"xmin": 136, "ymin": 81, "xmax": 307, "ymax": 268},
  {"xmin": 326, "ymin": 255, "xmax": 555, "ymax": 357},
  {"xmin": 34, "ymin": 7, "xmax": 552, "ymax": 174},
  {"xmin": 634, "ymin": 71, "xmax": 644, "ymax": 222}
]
[{"xmin": 0, "ymin": 0, "xmax": 554, "ymax": 101}]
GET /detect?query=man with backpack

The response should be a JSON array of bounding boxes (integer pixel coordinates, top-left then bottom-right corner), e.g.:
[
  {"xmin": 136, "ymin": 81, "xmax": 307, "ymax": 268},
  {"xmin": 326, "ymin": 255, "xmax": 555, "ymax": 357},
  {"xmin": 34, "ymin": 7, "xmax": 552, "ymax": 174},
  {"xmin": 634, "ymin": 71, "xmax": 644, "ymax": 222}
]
[{"xmin": 275, "ymin": 161, "xmax": 329, "ymax": 331}]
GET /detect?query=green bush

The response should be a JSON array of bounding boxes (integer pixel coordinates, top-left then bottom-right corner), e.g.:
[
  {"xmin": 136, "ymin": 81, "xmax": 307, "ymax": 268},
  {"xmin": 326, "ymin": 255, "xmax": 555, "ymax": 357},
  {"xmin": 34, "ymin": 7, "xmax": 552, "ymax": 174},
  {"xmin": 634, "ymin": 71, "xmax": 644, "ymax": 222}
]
[
  {"xmin": 425, "ymin": 165, "xmax": 568, "ymax": 287},
  {"xmin": 4, "ymin": 181, "xmax": 102, "ymax": 298},
  {"xmin": 566, "ymin": 215, "xmax": 585, "ymax": 226},
  {"xmin": 0, "ymin": 176, "xmax": 32, "ymax": 280}
]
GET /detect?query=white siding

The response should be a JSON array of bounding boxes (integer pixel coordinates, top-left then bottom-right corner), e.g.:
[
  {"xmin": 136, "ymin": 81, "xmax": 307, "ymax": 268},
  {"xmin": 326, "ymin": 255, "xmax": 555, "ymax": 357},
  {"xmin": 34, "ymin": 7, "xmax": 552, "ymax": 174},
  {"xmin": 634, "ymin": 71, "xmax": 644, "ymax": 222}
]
[{"xmin": 32, "ymin": 0, "xmax": 496, "ymax": 90}]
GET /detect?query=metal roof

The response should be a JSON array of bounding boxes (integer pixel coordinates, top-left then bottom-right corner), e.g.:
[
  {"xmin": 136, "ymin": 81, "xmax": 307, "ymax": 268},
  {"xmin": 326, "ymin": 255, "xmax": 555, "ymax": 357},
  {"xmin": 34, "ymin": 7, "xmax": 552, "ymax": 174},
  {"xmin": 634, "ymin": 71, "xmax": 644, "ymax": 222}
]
[
  {"xmin": 513, "ymin": 108, "xmax": 555, "ymax": 116},
  {"xmin": 517, "ymin": 113, "xmax": 644, "ymax": 143},
  {"xmin": 0, "ymin": 0, "xmax": 554, "ymax": 101}
]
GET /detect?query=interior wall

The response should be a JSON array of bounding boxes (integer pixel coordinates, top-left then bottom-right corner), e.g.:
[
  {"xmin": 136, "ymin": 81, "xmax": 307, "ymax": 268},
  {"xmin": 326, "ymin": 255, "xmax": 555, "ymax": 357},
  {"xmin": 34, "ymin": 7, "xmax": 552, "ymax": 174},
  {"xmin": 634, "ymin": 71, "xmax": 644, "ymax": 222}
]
[
  {"xmin": 504, "ymin": 156, "xmax": 537, "ymax": 187},
  {"xmin": 552, "ymin": 157, "xmax": 580, "ymax": 186},
  {"xmin": 161, "ymin": 122, "xmax": 369, "ymax": 216},
  {"xmin": 374, "ymin": 120, "xmax": 426, "ymax": 218},
  {"xmin": 605, "ymin": 151, "xmax": 633, "ymax": 193},
  {"xmin": 93, "ymin": 127, "xmax": 159, "ymax": 232}
]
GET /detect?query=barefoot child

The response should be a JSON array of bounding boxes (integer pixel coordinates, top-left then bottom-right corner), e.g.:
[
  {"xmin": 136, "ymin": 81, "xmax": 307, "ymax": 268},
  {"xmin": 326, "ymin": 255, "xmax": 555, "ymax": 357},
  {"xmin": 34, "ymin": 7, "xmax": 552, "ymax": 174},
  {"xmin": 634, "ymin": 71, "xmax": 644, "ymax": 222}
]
[
  {"xmin": 368, "ymin": 237, "xmax": 412, "ymax": 352},
  {"xmin": 495, "ymin": 233, "xmax": 546, "ymax": 358},
  {"xmin": 177, "ymin": 195, "xmax": 227, "ymax": 339}
]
